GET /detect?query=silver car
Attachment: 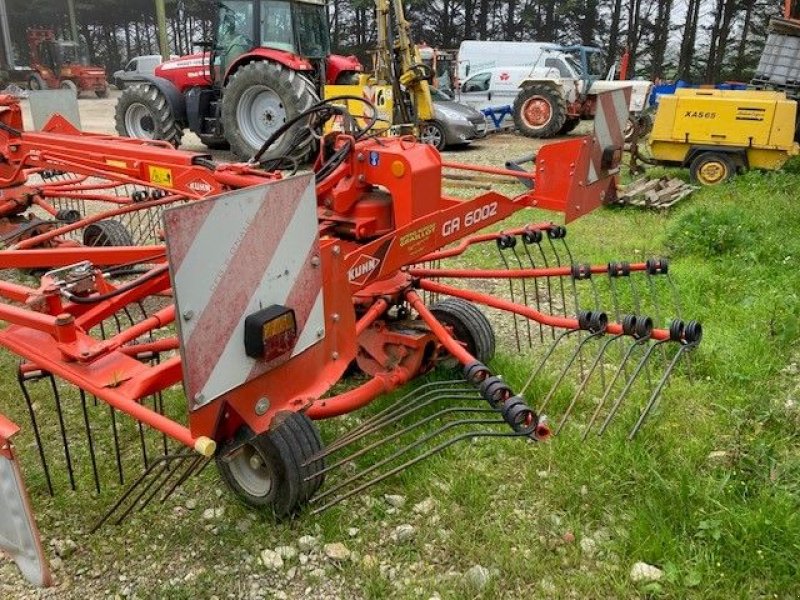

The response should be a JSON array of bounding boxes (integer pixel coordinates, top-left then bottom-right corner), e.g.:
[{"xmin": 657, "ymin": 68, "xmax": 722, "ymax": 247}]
[{"xmin": 420, "ymin": 88, "xmax": 488, "ymax": 150}]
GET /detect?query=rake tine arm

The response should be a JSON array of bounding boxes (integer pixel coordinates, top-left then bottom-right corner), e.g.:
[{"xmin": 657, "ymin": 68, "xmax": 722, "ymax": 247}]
[
  {"xmin": 318, "ymin": 380, "xmax": 470, "ymax": 452},
  {"xmin": 310, "ymin": 425, "xmax": 529, "ymax": 515},
  {"xmin": 306, "ymin": 404, "xmax": 489, "ymax": 480},
  {"xmin": 311, "ymin": 389, "xmax": 477, "ymax": 459},
  {"xmin": 408, "ymin": 262, "xmax": 658, "ymax": 280},
  {"xmin": 413, "ymin": 222, "xmax": 556, "ymax": 263},
  {"xmin": 628, "ymin": 321, "xmax": 702, "ymax": 438},
  {"xmin": 416, "ymin": 279, "xmax": 693, "ymax": 346},
  {"xmin": 555, "ymin": 334, "xmax": 625, "ymax": 435},
  {"xmin": 355, "ymin": 298, "xmax": 389, "ymax": 336}
]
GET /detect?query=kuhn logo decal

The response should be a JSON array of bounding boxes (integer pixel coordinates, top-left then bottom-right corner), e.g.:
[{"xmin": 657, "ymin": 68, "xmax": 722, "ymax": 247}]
[
  {"xmin": 187, "ymin": 179, "xmax": 213, "ymax": 195},
  {"xmin": 348, "ymin": 254, "xmax": 380, "ymax": 284}
]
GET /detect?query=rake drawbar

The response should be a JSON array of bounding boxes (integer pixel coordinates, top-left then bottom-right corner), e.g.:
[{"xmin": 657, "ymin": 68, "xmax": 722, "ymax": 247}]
[{"xmin": 0, "ymin": 89, "xmax": 702, "ymax": 586}]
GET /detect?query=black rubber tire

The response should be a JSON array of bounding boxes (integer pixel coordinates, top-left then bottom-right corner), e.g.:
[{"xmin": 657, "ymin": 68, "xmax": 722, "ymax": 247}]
[
  {"xmin": 60, "ymin": 79, "xmax": 79, "ymax": 97},
  {"xmin": 28, "ymin": 73, "xmax": 46, "ymax": 90},
  {"xmin": 216, "ymin": 412, "xmax": 325, "ymax": 517},
  {"xmin": 430, "ymin": 298, "xmax": 496, "ymax": 365},
  {"xmin": 95, "ymin": 87, "xmax": 109, "ymax": 99},
  {"xmin": 82, "ymin": 219, "xmax": 134, "ymax": 247},
  {"xmin": 419, "ymin": 120, "xmax": 447, "ymax": 151},
  {"xmin": 115, "ymin": 83, "xmax": 184, "ymax": 147},
  {"xmin": 513, "ymin": 84, "xmax": 567, "ymax": 138},
  {"xmin": 558, "ymin": 117, "xmax": 580, "ymax": 135},
  {"xmin": 689, "ymin": 151, "xmax": 736, "ymax": 186},
  {"xmin": 199, "ymin": 134, "xmax": 231, "ymax": 150},
  {"xmin": 221, "ymin": 60, "xmax": 318, "ymax": 161}
]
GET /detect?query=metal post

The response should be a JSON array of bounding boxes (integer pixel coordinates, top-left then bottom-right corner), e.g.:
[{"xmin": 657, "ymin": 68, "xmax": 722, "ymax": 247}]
[
  {"xmin": 66, "ymin": 0, "xmax": 79, "ymax": 44},
  {"xmin": 155, "ymin": 0, "xmax": 169, "ymax": 61},
  {"xmin": 0, "ymin": 0, "xmax": 14, "ymax": 68}
]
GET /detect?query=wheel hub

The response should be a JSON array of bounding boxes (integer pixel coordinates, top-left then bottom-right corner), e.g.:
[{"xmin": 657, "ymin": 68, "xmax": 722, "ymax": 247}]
[
  {"xmin": 125, "ymin": 103, "xmax": 156, "ymax": 138},
  {"xmin": 227, "ymin": 442, "xmax": 274, "ymax": 498},
  {"xmin": 699, "ymin": 161, "xmax": 726, "ymax": 184},
  {"xmin": 237, "ymin": 86, "xmax": 287, "ymax": 150},
  {"xmin": 523, "ymin": 97, "xmax": 552, "ymax": 128}
]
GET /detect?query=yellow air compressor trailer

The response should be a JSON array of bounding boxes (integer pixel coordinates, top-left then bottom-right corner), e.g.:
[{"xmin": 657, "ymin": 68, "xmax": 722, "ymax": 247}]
[{"xmin": 648, "ymin": 89, "xmax": 799, "ymax": 185}]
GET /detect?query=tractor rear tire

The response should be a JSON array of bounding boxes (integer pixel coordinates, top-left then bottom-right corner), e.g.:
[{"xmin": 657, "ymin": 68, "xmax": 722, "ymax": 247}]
[
  {"xmin": 216, "ymin": 412, "xmax": 325, "ymax": 518},
  {"xmin": 513, "ymin": 85, "xmax": 567, "ymax": 138},
  {"xmin": 221, "ymin": 60, "xmax": 318, "ymax": 161},
  {"xmin": 430, "ymin": 298, "xmax": 496, "ymax": 365},
  {"xmin": 28, "ymin": 74, "xmax": 47, "ymax": 91},
  {"xmin": 83, "ymin": 219, "xmax": 134, "ymax": 247},
  {"xmin": 115, "ymin": 83, "xmax": 184, "ymax": 148}
]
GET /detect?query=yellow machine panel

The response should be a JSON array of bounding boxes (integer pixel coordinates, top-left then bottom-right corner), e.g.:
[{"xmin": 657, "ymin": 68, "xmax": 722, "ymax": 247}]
[
  {"xmin": 648, "ymin": 89, "xmax": 799, "ymax": 184},
  {"xmin": 323, "ymin": 84, "xmax": 395, "ymax": 135}
]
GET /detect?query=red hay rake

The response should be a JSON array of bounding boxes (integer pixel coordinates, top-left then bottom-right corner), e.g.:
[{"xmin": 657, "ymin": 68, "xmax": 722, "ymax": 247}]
[{"xmin": 0, "ymin": 91, "xmax": 701, "ymax": 586}]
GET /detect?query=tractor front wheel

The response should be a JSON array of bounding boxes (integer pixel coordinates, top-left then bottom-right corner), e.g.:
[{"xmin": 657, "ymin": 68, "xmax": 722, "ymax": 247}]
[
  {"xmin": 430, "ymin": 298, "xmax": 496, "ymax": 367},
  {"xmin": 689, "ymin": 152, "xmax": 736, "ymax": 186},
  {"xmin": 513, "ymin": 85, "xmax": 567, "ymax": 138},
  {"xmin": 28, "ymin": 74, "xmax": 46, "ymax": 91},
  {"xmin": 216, "ymin": 412, "xmax": 325, "ymax": 517},
  {"xmin": 60, "ymin": 79, "xmax": 79, "ymax": 97},
  {"xmin": 221, "ymin": 60, "xmax": 318, "ymax": 161},
  {"xmin": 115, "ymin": 83, "xmax": 184, "ymax": 147}
]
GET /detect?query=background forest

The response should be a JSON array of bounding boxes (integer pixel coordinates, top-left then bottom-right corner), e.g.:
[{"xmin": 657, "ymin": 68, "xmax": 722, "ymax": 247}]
[{"xmin": 5, "ymin": 0, "xmax": 781, "ymax": 86}]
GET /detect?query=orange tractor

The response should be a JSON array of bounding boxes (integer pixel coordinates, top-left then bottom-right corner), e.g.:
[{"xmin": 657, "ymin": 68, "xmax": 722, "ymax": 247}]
[
  {"xmin": 0, "ymin": 90, "xmax": 700, "ymax": 586},
  {"xmin": 26, "ymin": 28, "xmax": 108, "ymax": 98}
]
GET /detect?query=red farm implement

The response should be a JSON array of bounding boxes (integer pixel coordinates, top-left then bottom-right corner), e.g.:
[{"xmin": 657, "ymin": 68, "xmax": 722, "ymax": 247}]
[{"xmin": 0, "ymin": 89, "xmax": 701, "ymax": 586}]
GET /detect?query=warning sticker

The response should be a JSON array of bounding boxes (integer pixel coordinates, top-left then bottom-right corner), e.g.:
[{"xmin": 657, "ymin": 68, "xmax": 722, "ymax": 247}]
[{"xmin": 148, "ymin": 165, "xmax": 174, "ymax": 187}]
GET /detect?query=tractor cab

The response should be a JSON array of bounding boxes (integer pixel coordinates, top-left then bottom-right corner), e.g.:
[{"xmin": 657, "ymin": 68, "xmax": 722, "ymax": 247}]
[{"xmin": 214, "ymin": 0, "xmax": 331, "ymax": 79}]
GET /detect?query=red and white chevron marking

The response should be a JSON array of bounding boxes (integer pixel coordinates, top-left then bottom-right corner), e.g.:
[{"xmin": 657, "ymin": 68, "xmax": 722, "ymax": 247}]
[
  {"xmin": 587, "ymin": 87, "xmax": 631, "ymax": 184},
  {"xmin": 164, "ymin": 174, "xmax": 325, "ymax": 409}
]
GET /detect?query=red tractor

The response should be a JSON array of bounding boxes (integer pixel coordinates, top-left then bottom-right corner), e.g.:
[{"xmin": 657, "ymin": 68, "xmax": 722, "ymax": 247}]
[
  {"xmin": 115, "ymin": 0, "xmax": 362, "ymax": 160},
  {"xmin": 26, "ymin": 28, "xmax": 108, "ymax": 98}
]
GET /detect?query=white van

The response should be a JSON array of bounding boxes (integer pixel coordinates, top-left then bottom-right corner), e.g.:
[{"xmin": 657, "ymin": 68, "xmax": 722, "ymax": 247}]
[
  {"xmin": 113, "ymin": 55, "xmax": 176, "ymax": 89},
  {"xmin": 457, "ymin": 40, "xmax": 559, "ymax": 80}
]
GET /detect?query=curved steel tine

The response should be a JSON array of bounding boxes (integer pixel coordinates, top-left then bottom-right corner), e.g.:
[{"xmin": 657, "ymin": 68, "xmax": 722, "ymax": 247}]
[
  {"xmin": 496, "ymin": 245, "xmax": 521, "ymax": 351},
  {"xmin": 587, "ymin": 275, "xmax": 607, "ymax": 391},
  {"xmin": 628, "ymin": 342, "xmax": 697, "ymax": 438},
  {"xmin": 79, "ymin": 389, "xmax": 101, "ymax": 494},
  {"xmin": 511, "ymin": 245, "xmax": 533, "ymax": 347},
  {"xmin": 47, "ymin": 374, "xmax": 76, "ymax": 491},
  {"xmin": 569, "ymin": 274, "xmax": 586, "ymax": 378},
  {"xmin": 306, "ymin": 405, "xmax": 494, "ymax": 479},
  {"xmin": 520, "ymin": 328, "xmax": 582, "ymax": 396},
  {"xmin": 17, "ymin": 366, "xmax": 54, "ymax": 496},
  {"xmin": 582, "ymin": 337, "xmax": 647, "ymax": 440},
  {"xmin": 535, "ymin": 240, "xmax": 557, "ymax": 337},
  {"xmin": 546, "ymin": 234, "xmax": 569, "ymax": 318},
  {"xmin": 322, "ymin": 380, "xmax": 471, "ymax": 451},
  {"xmin": 309, "ymin": 388, "xmax": 478, "ymax": 459},
  {"xmin": 538, "ymin": 330, "xmax": 605, "ymax": 414},
  {"xmin": 555, "ymin": 333, "xmax": 624, "ymax": 435},
  {"xmin": 521, "ymin": 242, "xmax": 545, "ymax": 343},
  {"xmin": 598, "ymin": 338, "xmax": 673, "ymax": 435},
  {"xmin": 310, "ymin": 416, "xmax": 515, "ymax": 512}
]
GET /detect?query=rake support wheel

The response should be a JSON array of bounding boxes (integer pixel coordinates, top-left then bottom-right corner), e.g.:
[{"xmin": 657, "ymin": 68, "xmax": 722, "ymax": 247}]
[
  {"xmin": 216, "ymin": 412, "xmax": 324, "ymax": 517},
  {"xmin": 82, "ymin": 219, "xmax": 134, "ymax": 247},
  {"xmin": 430, "ymin": 298, "xmax": 496, "ymax": 365}
]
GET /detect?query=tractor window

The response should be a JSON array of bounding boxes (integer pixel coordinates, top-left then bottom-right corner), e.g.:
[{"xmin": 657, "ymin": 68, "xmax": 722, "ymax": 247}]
[
  {"xmin": 544, "ymin": 57, "xmax": 572, "ymax": 78},
  {"xmin": 261, "ymin": 0, "xmax": 295, "ymax": 53},
  {"xmin": 293, "ymin": 2, "xmax": 330, "ymax": 58},
  {"xmin": 217, "ymin": 0, "xmax": 255, "ymax": 70}
]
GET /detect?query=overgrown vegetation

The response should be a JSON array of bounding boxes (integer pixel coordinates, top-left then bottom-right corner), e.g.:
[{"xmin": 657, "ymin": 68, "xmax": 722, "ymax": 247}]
[{"xmin": 1, "ymin": 151, "xmax": 800, "ymax": 599}]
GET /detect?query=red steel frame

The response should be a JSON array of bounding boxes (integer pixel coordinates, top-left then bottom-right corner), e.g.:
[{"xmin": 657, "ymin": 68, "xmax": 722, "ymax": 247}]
[{"xmin": 0, "ymin": 93, "xmax": 686, "ymax": 461}]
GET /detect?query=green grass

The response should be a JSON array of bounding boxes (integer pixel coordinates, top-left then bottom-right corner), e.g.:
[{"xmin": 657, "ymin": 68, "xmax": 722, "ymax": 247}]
[{"xmin": 2, "ymin": 157, "xmax": 800, "ymax": 599}]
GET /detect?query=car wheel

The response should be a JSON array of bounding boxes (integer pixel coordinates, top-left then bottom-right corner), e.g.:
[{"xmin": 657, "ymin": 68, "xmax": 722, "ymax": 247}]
[{"xmin": 419, "ymin": 121, "xmax": 447, "ymax": 151}]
